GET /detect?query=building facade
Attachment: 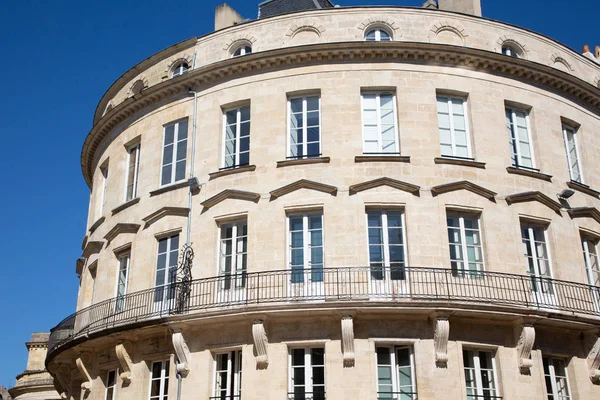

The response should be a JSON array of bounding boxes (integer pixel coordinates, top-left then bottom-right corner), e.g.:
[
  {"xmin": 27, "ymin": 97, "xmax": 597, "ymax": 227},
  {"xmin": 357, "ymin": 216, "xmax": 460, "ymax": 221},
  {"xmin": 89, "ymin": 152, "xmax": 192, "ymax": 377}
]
[{"xmin": 47, "ymin": 0, "xmax": 600, "ymax": 399}]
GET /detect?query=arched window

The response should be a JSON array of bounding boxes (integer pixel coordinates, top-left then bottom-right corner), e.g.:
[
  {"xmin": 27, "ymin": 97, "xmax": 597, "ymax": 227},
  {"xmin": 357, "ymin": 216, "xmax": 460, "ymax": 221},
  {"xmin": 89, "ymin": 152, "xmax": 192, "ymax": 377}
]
[
  {"xmin": 172, "ymin": 62, "xmax": 189, "ymax": 78},
  {"xmin": 130, "ymin": 80, "xmax": 145, "ymax": 96},
  {"xmin": 232, "ymin": 45, "xmax": 252, "ymax": 57},
  {"xmin": 365, "ymin": 28, "xmax": 392, "ymax": 42},
  {"xmin": 502, "ymin": 45, "xmax": 521, "ymax": 58}
]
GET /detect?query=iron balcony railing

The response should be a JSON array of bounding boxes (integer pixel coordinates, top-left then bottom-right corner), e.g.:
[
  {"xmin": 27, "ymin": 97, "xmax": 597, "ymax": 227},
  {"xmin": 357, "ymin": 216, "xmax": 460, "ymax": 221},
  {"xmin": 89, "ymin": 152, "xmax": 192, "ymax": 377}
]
[
  {"xmin": 377, "ymin": 392, "xmax": 417, "ymax": 400},
  {"xmin": 48, "ymin": 266, "xmax": 600, "ymax": 356},
  {"xmin": 287, "ymin": 393, "xmax": 326, "ymax": 400}
]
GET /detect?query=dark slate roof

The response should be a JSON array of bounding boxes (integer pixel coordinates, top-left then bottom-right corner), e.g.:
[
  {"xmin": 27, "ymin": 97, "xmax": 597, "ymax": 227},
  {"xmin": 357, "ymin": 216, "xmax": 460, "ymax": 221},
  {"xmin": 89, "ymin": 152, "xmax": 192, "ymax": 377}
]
[{"xmin": 258, "ymin": 0, "xmax": 335, "ymax": 18}]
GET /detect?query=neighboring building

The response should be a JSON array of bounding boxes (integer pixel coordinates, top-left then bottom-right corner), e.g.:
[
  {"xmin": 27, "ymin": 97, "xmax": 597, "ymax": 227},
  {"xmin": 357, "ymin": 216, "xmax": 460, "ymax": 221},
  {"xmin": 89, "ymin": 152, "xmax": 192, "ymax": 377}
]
[
  {"xmin": 47, "ymin": 0, "xmax": 600, "ymax": 399},
  {"xmin": 0, "ymin": 386, "xmax": 12, "ymax": 400},
  {"xmin": 9, "ymin": 333, "xmax": 60, "ymax": 400}
]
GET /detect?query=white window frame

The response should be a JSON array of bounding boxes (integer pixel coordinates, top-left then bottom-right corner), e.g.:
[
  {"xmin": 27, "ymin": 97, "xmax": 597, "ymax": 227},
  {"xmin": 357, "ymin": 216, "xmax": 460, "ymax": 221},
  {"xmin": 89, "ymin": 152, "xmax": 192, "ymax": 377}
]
[
  {"xmin": 232, "ymin": 45, "xmax": 252, "ymax": 57},
  {"xmin": 114, "ymin": 252, "xmax": 130, "ymax": 312},
  {"xmin": 463, "ymin": 349, "xmax": 500, "ymax": 400},
  {"xmin": 582, "ymin": 236, "xmax": 600, "ymax": 287},
  {"xmin": 287, "ymin": 213, "xmax": 325, "ymax": 284},
  {"xmin": 217, "ymin": 220, "xmax": 248, "ymax": 289},
  {"xmin": 124, "ymin": 143, "xmax": 140, "ymax": 202},
  {"xmin": 288, "ymin": 347, "xmax": 326, "ymax": 399},
  {"xmin": 506, "ymin": 106, "xmax": 536, "ymax": 169},
  {"xmin": 221, "ymin": 106, "xmax": 251, "ymax": 169},
  {"xmin": 149, "ymin": 360, "xmax": 169, "ymax": 400},
  {"xmin": 172, "ymin": 63, "xmax": 189, "ymax": 78},
  {"xmin": 562, "ymin": 124, "xmax": 583, "ymax": 183},
  {"xmin": 212, "ymin": 350, "xmax": 243, "ymax": 400},
  {"xmin": 105, "ymin": 369, "xmax": 117, "ymax": 400},
  {"xmin": 99, "ymin": 166, "xmax": 108, "ymax": 217},
  {"xmin": 502, "ymin": 45, "xmax": 520, "ymax": 58},
  {"xmin": 365, "ymin": 28, "xmax": 392, "ymax": 41},
  {"xmin": 446, "ymin": 212, "xmax": 485, "ymax": 276},
  {"xmin": 543, "ymin": 357, "xmax": 572, "ymax": 400},
  {"xmin": 521, "ymin": 223, "xmax": 554, "ymax": 281},
  {"xmin": 154, "ymin": 234, "xmax": 179, "ymax": 307},
  {"xmin": 360, "ymin": 92, "xmax": 400, "ymax": 154},
  {"xmin": 375, "ymin": 346, "xmax": 417, "ymax": 399},
  {"xmin": 437, "ymin": 95, "xmax": 473, "ymax": 159},
  {"xmin": 365, "ymin": 210, "xmax": 408, "ymax": 280},
  {"xmin": 160, "ymin": 119, "xmax": 188, "ymax": 187},
  {"xmin": 286, "ymin": 95, "xmax": 322, "ymax": 159}
]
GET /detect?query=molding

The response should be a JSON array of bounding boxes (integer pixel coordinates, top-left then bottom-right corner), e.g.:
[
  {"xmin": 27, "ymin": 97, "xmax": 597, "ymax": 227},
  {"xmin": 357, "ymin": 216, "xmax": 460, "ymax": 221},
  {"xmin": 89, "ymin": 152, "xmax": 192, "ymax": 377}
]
[
  {"xmin": 434, "ymin": 157, "xmax": 486, "ymax": 169},
  {"xmin": 496, "ymin": 36, "xmax": 528, "ymax": 57},
  {"xmin": 270, "ymin": 179, "xmax": 337, "ymax": 200},
  {"xmin": 88, "ymin": 216, "xmax": 105, "ymax": 234},
  {"xmin": 81, "ymin": 235, "xmax": 88, "ymax": 250},
  {"xmin": 252, "ymin": 320, "xmax": 269, "ymax": 369},
  {"xmin": 431, "ymin": 180, "xmax": 497, "ymax": 200},
  {"xmin": 567, "ymin": 181, "xmax": 600, "ymax": 199},
  {"xmin": 349, "ymin": 177, "xmax": 420, "ymax": 196},
  {"xmin": 104, "ymin": 223, "xmax": 141, "ymax": 243},
  {"xmin": 82, "ymin": 241, "xmax": 103, "ymax": 259},
  {"xmin": 516, "ymin": 325, "xmax": 536, "ymax": 374},
  {"xmin": 111, "ymin": 197, "xmax": 141, "ymax": 215},
  {"xmin": 568, "ymin": 207, "xmax": 600, "ymax": 225},
  {"xmin": 506, "ymin": 166, "xmax": 553, "ymax": 182},
  {"xmin": 172, "ymin": 332, "xmax": 191, "ymax": 377},
  {"xmin": 223, "ymin": 35, "xmax": 258, "ymax": 52},
  {"xmin": 276, "ymin": 157, "xmax": 330, "ymax": 168},
  {"xmin": 588, "ymin": 335, "xmax": 600, "ymax": 383},
  {"xmin": 149, "ymin": 181, "xmax": 189, "ymax": 197},
  {"xmin": 341, "ymin": 316, "xmax": 355, "ymax": 368},
  {"xmin": 287, "ymin": 22, "xmax": 326, "ymax": 38},
  {"xmin": 429, "ymin": 20, "xmax": 468, "ymax": 45},
  {"xmin": 505, "ymin": 191, "xmax": 562, "ymax": 213},
  {"xmin": 75, "ymin": 353, "xmax": 92, "ymax": 394},
  {"xmin": 551, "ymin": 53, "xmax": 574, "ymax": 72},
  {"xmin": 354, "ymin": 155, "xmax": 410, "ymax": 163},
  {"xmin": 75, "ymin": 257, "xmax": 86, "ymax": 276},
  {"xmin": 127, "ymin": 76, "xmax": 148, "ymax": 97},
  {"xmin": 201, "ymin": 189, "xmax": 261, "ymax": 210},
  {"xmin": 209, "ymin": 164, "xmax": 256, "ymax": 179},
  {"xmin": 357, "ymin": 17, "xmax": 399, "ymax": 38},
  {"xmin": 142, "ymin": 206, "xmax": 190, "ymax": 228},
  {"xmin": 433, "ymin": 317, "xmax": 450, "ymax": 367},
  {"xmin": 163, "ymin": 54, "xmax": 194, "ymax": 79},
  {"xmin": 115, "ymin": 342, "xmax": 133, "ymax": 383}
]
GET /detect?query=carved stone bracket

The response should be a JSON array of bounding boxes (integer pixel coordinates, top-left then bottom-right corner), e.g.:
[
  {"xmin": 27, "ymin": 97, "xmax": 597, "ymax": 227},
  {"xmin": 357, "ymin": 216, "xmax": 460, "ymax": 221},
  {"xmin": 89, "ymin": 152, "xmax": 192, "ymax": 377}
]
[
  {"xmin": 115, "ymin": 342, "xmax": 134, "ymax": 383},
  {"xmin": 172, "ymin": 332, "xmax": 191, "ymax": 377},
  {"xmin": 252, "ymin": 320, "xmax": 269, "ymax": 369},
  {"xmin": 433, "ymin": 317, "xmax": 450, "ymax": 367},
  {"xmin": 588, "ymin": 335, "xmax": 600, "ymax": 383},
  {"xmin": 75, "ymin": 353, "xmax": 93, "ymax": 394},
  {"xmin": 516, "ymin": 325, "xmax": 536, "ymax": 374},
  {"xmin": 341, "ymin": 316, "xmax": 355, "ymax": 368},
  {"xmin": 49, "ymin": 363, "xmax": 71, "ymax": 399}
]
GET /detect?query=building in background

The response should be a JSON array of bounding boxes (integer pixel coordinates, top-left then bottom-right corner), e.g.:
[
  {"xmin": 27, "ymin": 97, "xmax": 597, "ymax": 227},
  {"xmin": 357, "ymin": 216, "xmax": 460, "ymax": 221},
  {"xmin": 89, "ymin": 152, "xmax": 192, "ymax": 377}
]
[
  {"xmin": 46, "ymin": 0, "xmax": 600, "ymax": 399},
  {"xmin": 0, "ymin": 386, "xmax": 11, "ymax": 400}
]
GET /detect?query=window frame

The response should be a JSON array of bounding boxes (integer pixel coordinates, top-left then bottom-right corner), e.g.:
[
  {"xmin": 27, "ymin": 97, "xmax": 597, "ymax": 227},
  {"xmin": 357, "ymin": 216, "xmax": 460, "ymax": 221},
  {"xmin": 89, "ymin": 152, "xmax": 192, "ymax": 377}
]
[
  {"xmin": 436, "ymin": 95, "xmax": 473, "ymax": 159},
  {"xmin": 562, "ymin": 124, "xmax": 583, "ymax": 183},
  {"xmin": 114, "ymin": 252, "xmax": 130, "ymax": 312},
  {"xmin": 521, "ymin": 222, "xmax": 554, "ymax": 281},
  {"xmin": 124, "ymin": 143, "xmax": 140, "ymax": 202},
  {"xmin": 99, "ymin": 166, "xmax": 108, "ymax": 216},
  {"xmin": 154, "ymin": 234, "xmax": 179, "ymax": 305},
  {"xmin": 105, "ymin": 369, "xmax": 117, "ymax": 400},
  {"xmin": 288, "ymin": 346, "xmax": 326, "ymax": 400},
  {"xmin": 149, "ymin": 360, "xmax": 170, "ymax": 400},
  {"xmin": 287, "ymin": 212, "xmax": 325, "ymax": 284},
  {"xmin": 365, "ymin": 28, "xmax": 392, "ymax": 42},
  {"xmin": 582, "ymin": 235, "xmax": 600, "ymax": 287},
  {"xmin": 212, "ymin": 350, "xmax": 243, "ymax": 400},
  {"xmin": 217, "ymin": 220, "xmax": 248, "ymax": 290},
  {"xmin": 446, "ymin": 211, "xmax": 485, "ymax": 277},
  {"xmin": 462, "ymin": 349, "xmax": 500, "ymax": 400},
  {"xmin": 286, "ymin": 95, "xmax": 322, "ymax": 159},
  {"xmin": 375, "ymin": 345, "xmax": 417, "ymax": 400},
  {"xmin": 221, "ymin": 105, "xmax": 251, "ymax": 169},
  {"xmin": 543, "ymin": 356, "xmax": 572, "ymax": 400},
  {"xmin": 506, "ymin": 106, "xmax": 536, "ymax": 170},
  {"xmin": 360, "ymin": 92, "xmax": 400, "ymax": 155},
  {"xmin": 365, "ymin": 209, "xmax": 408, "ymax": 281},
  {"xmin": 160, "ymin": 119, "xmax": 188, "ymax": 187},
  {"xmin": 232, "ymin": 45, "xmax": 252, "ymax": 57},
  {"xmin": 172, "ymin": 62, "xmax": 189, "ymax": 78},
  {"xmin": 501, "ymin": 45, "xmax": 520, "ymax": 58}
]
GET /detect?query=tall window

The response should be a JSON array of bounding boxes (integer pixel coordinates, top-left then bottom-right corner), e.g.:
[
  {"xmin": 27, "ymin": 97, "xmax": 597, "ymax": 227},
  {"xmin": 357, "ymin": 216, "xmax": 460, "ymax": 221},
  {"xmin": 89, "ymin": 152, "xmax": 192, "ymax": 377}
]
[
  {"xmin": 521, "ymin": 223, "xmax": 553, "ymax": 296},
  {"xmin": 233, "ymin": 45, "xmax": 252, "ymax": 57},
  {"xmin": 506, "ymin": 107, "xmax": 535, "ymax": 169},
  {"xmin": 288, "ymin": 96, "xmax": 321, "ymax": 159},
  {"xmin": 289, "ymin": 347, "xmax": 325, "ymax": 400},
  {"xmin": 115, "ymin": 253, "xmax": 130, "ymax": 312},
  {"xmin": 99, "ymin": 166, "xmax": 108, "ymax": 216},
  {"xmin": 446, "ymin": 212, "xmax": 484, "ymax": 276},
  {"xmin": 543, "ymin": 357, "xmax": 571, "ymax": 400},
  {"xmin": 437, "ymin": 96, "xmax": 471, "ymax": 158},
  {"xmin": 154, "ymin": 235, "xmax": 179, "ymax": 306},
  {"xmin": 365, "ymin": 28, "xmax": 392, "ymax": 41},
  {"xmin": 105, "ymin": 369, "xmax": 117, "ymax": 400},
  {"xmin": 213, "ymin": 350, "xmax": 242, "ymax": 400},
  {"xmin": 223, "ymin": 106, "xmax": 250, "ymax": 169},
  {"xmin": 582, "ymin": 236, "xmax": 600, "ymax": 287},
  {"xmin": 288, "ymin": 213, "xmax": 324, "ymax": 284},
  {"xmin": 172, "ymin": 63, "xmax": 189, "ymax": 77},
  {"xmin": 161, "ymin": 119, "xmax": 188, "ymax": 186},
  {"xmin": 562, "ymin": 125, "xmax": 582, "ymax": 183},
  {"xmin": 125, "ymin": 143, "xmax": 140, "ymax": 201},
  {"xmin": 361, "ymin": 93, "xmax": 398, "ymax": 154},
  {"xmin": 149, "ymin": 360, "xmax": 169, "ymax": 400},
  {"xmin": 219, "ymin": 221, "xmax": 248, "ymax": 290},
  {"xmin": 376, "ymin": 347, "xmax": 416, "ymax": 400},
  {"xmin": 463, "ymin": 350, "xmax": 499, "ymax": 400},
  {"xmin": 367, "ymin": 210, "xmax": 406, "ymax": 281}
]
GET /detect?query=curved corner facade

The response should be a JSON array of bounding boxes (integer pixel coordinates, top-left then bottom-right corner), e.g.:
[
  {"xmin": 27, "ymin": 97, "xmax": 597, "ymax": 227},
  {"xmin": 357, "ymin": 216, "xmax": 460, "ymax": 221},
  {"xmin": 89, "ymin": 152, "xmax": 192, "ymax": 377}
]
[{"xmin": 49, "ymin": 4, "xmax": 600, "ymax": 400}]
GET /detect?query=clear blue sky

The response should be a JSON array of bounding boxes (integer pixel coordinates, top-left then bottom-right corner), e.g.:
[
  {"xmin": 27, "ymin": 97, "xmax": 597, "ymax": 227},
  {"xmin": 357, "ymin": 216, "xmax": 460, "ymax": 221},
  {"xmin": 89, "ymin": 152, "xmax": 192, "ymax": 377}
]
[{"xmin": 0, "ymin": 0, "xmax": 595, "ymax": 387}]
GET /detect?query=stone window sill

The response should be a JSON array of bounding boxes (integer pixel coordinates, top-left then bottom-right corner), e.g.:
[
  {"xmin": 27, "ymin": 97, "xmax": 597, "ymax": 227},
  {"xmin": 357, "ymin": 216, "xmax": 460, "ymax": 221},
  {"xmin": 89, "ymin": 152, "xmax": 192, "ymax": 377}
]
[
  {"xmin": 567, "ymin": 181, "xmax": 600, "ymax": 198},
  {"xmin": 149, "ymin": 181, "xmax": 189, "ymax": 197},
  {"xmin": 88, "ymin": 216, "xmax": 106, "ymax": 234},
  {"xmin": 111, "ymin": 198, "xmax": 141, "ymax": 216},
  {"xmin": 506, "ymin": 166, "xmax": 552, "ymax": 182},
  {"xmin": 277, "ymin": 157, "xmax": 330, "ymax": 168},
  {"xmin": 355, "ymin": 155, "xmax": 411, "ymax": 163},
  {"xmin": 209, "ymin": 165, "xmax": 256, "ymax": 180},
  {"xmin": 434, "ymin": 157, "xmax": 486, "ymax": 169}
]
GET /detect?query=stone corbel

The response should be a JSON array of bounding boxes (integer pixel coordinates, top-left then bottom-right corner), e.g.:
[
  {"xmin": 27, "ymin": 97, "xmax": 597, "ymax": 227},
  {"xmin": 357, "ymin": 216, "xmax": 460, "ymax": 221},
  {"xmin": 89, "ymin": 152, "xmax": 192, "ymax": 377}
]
[
  {"xmin": 252, "ymin": 320, "xmax": 269, "ymax": 369},
  {"xmin": 115, "ymin": 342, "xmax": 134, "ymax": 383},
  {"xmin": 516, "ymin": 325, "xmax": 536, "ymax": 374},
  {"xmin": 49, "ymin": 363, "xmax": 71, "ymax": 399},
  {"xmin": 341, "ymin": 316, "xmax": 355, "ymax": 367},
  {"xmin": 433, "ymin": 317, "xmax": 450, "ymax": 367},
  {"xmin": 588, "ymin": 335, "xmax": 600, "ymax": 383},
  {"xmin": 172, "ymin": 332, "xmax": 191, "ymax": 377},
  {"xmin": 75, "ymin": 353, "xmax": 93, "ymax": 394}
]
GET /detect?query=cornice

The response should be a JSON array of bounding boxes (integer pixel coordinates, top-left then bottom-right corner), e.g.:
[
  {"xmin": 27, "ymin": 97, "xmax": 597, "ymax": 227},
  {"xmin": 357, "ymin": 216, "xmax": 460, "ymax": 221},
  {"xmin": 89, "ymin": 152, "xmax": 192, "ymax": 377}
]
[
  {"xmin": 201, "ymin": 189, "xmax": 262, "ymax": 210},
  {"xmin": 82, "ymin": 41, "xmax": 600, "ymax": 189},
  {"xmin": 431, "ymin": 180, "xmax": 497, "ymax": 200},
  {"xmin": 349, "ymin": 177, "xmax": 420, "ymax": 196},
  {"xmin": 270, "ymin": 179, "xmax": 337, "ymax": 200},
  {"xmin": 505, "ymin": 191, "xmax": 562, "ymax": 213},
  {"xmin": 568, "ymin": 207, "xmax": 600, "ymax": 225},
  {"xmin": 104, "ymin": 223, "xmax": 141, "ymax": 243},
  {"xmin": 142, "ymin": 207, "xmax": 190, "ymax": 228},
  {"xmin": 82, "ymin": 241, "xmax": 104, "ymax": 259}
]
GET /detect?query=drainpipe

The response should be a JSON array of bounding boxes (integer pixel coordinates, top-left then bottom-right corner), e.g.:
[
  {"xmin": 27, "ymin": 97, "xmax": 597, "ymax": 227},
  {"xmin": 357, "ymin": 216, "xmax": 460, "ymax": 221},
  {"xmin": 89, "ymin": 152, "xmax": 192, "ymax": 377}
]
[
  {"xmin": 186, "ymin": 88, "xmax": 198, "ymax": 247},
  {"xmin": 176, "ymin": 359, "xmax": 183, "ymax": 400}
]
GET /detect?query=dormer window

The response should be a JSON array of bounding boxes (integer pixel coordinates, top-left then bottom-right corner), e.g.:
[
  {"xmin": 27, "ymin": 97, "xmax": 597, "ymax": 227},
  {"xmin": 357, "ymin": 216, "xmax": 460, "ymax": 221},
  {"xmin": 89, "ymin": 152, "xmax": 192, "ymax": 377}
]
[
  {"xmin": 172, "ymin": 62, "xmax": 189, "ymax": 78},
  {"xmin": 232, "ymin": 45, "xmax": 252, "ymax": 57},
  {"xmin": 365, "ymin": 28, "xmax": 392, "ymax": 42}
]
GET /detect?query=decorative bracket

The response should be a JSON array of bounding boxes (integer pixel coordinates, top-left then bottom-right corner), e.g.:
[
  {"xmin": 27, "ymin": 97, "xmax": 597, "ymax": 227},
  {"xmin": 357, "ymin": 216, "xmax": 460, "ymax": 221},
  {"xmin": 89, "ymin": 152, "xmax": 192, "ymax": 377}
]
[
  {"xmin": 433, "ymin": 317, "xmax": 450, "ymax": 367},
  {"xmin": 588, "ymin": 335, "xmax": 600, "ymax": 383},
  {"xmin": 75, "ymin": 353, "xmax": 93, "ymax": 394},
  {"xmin": 252, "ymin": 320, "xmax": 269, "ymax": 369},
  {"xmin": 516, "ymin": 325, "xmax": 536, "ymax": 374},
  {"xmin": 172, "ymin": 331, "xmax": 191, "ymax": 377},
  {"xmin": 115, "ymin": 342, "xmax": 134, "ymax": 383},
  {"xmin": 341, "ymin": 316, "xmax": 355, "ymax": 367},
  {"xmin": 49, "ymin": 363, "xmax": 71, "ymax": 399}
]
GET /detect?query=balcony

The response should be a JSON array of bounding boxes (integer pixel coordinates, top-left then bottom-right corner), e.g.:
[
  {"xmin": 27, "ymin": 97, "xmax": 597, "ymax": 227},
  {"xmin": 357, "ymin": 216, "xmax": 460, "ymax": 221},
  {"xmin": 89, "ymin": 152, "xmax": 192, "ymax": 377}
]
[{"xmin": 48, "ymin": 266, "xmax": 600, "ymax": 358}]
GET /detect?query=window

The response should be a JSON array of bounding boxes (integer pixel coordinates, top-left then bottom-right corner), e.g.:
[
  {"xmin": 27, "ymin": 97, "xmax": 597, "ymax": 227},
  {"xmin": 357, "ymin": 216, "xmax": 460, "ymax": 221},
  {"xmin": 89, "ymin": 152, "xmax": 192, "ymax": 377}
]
[
  {"xmin": 361, "ymin": 93, "xmax": 399, "ymax": 154},
  {"xmin": 125, "ymin": 143, "xmax": 140, "ymax": 201},
  {"xmin": 506, "ymin": 107, "xmax": 535, "ymax": 169},
  {"xmin": 223, "ymin": 106, "xmax": 250, "ymax": 169},
  {"xmin": 582, "ymin": 236, "xmax": 600, "ymax": 287},
  {"xmin": 149, "ymin": 360, "xmax": 169, "ymax": 400},
  {"xmin": 99, "ymin": 166, "xmax": 108, "ymax": 216},
  {"xmin": 288, "ymin": 95, "xmax": 321, "ymax": 159},
  {"xmin": 521, "ymin": 223, "xmax": 554, "ymax": 298},
  {"xmin": 365, "ymin": 28, "xmax": 392, "ymax": 42},
  {"xmin": 105, "ymin": 369, "xmax": 117, "ymax": 400},
  {"xmin": 115, "ymin": 253, "xmax": 130, "ymax": 312},
  {"xmin": 376, "ymin": 346, "xmax": 416, "ymax": 400},
  {"xmin": 543, "ymin": 357, "xmax": 571, "ymax": 400},
  {"xmin": 154, "ymin": 235, "xmax": 179, "ymax": 307},
  {"xmin": 367, "ymin": 210, "xmax": 406, "ymax": 281},
  {"xmin": 562, "ymin": 125, "xmax": 582, "ymax": 183},
  {"xmin": 437, "ymin": 96, "xmax": 471, "ymax": 158},
  {"xmin": 502, "ymin": 45, "xmax": 520, "ymax": 58},
  {"xmin": 463, "ymin": 350, "xmax": 499, "ymax": 400},
  {"xmin": 232, "ymin": 45, "xmax": 252, "ymax": 57},
  {"xmin": 446, "ymin": 212, "xmax": 484, "ymax": 276},
  {"xmin": 219, "ymin": 221, "xmax": 248, "ymax": 289},
  {"xmin": 161, "ymin": 120, "xmax": 188, "ymax": 186},
  {"xmin": 213, "ymin": 350, "xmax": 242, "ymax": 400},
  {"xmin": 289, "ymin": 347, "xmax": 325, "ymax": 400},
  {"xmin": 288, "ymin": 213, "xmax": 324, "ymax": 284},
  {"xmin": 172, "ymin": 63, "xmax": 189, "ymax": 78}
]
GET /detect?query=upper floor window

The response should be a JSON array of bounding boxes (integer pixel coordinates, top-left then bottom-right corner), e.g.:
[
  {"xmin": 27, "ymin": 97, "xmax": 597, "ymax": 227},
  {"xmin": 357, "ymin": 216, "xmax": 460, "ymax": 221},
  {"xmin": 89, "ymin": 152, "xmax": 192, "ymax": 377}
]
[
  {"xmin": 365, "ymin": 28, "xmax": 392, "ymax": 42},
  {"xmin": 446, "ymin": 212, "xmax": 484, "ymax": 276},
  {"xmin": 506, "ymin": 107, "xmax": 535, "ymax": 169},
  {"xmin": 521, "ymin": 222, "xmax": 554, "ymax": 303},
  {"xmin": 149, "ymin": 360, "xmax": 169, "ymax": 400},
  {"xmin": 115, "ymin": 252, "xmax": 130, "ymax": 312},
  {"xmin": 543, "ymin": 357, "xmax": 571, "ymax": 400},
  {"xmin": 376, "ymin": 346, "xmax": 416, "ymax": 400},
  {"xmin": 361, "ymin": 92, "xmax": 399, "ymax": 154},
  {"xmin": 289, "ymin": 347, "xmax": 325, "ymax": 400},
  {"xmin": 154, "ymin": 234, "xmax": 179, "ymax": 309},
  {"xmin": 161, "ymin": 119, "xmax": 188, "ymax": 186},
  {"xmin": 288, "ymin": 95, "xmax": 321, "ymax": 159},
  {"xmin": 288, "ymin": 213, "xmax": 324, "ymax": 285},
  {"xmin": 172, "ymin": 62, "xmax": 189, "ymax": 78},
  {"xmin": 502, "ymin": 45, "xmax": 520, "ymax": 58},
  {"xmin": 105, "ymin": 369, "xmax": 117, "ymax": 400},
  {"xmin": 219, "ymin": 220, "xmax": 248, "ymax": 291},
  {"xmin": 232, "ymin": 45, "xmax": 252, "ymax": 57},
  {"xmin": 223, "ymin": 106, "xmax": 251, "ymax": 169},
  {"xmin": 437, "ymin": 95, "xmax": 471, "ymax": 159},
  {"xmin": 562, "ymin": 124, "xmax": 583, "ymax": 183},
  {"xmin": 581, "ymin": 236, "xmax": 600, "ymax": 287},
  {"xmin": 99, "ymin": 166, "xmax": 108, "ymax": 217},
  {"xmin": 213, "ymin": 350, "xmax": 242, "ymax": 400},
  {"xmin": 125, "ymin": 143, "xmax": 140, "ymax": 201},
  {"xmin": 463, "ymin": 349, "xmax": 499, "ymax": 400},
  {"xmin": 367, "ymin": 210, "xmax": 406, "ymax": 281}
]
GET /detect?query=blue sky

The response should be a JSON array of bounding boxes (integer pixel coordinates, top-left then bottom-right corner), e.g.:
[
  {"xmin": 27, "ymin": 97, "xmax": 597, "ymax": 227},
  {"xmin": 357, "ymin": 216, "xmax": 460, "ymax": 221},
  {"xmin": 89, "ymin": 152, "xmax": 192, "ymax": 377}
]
[{"xmin": 0, "ymin": 0, "xmax": 595, "ymax": 387}]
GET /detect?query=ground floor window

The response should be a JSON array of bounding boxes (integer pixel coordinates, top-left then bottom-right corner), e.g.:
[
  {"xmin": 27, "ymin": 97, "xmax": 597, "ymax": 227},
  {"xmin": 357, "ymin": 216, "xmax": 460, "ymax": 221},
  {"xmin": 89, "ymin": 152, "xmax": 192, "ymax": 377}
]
[
  {"xmin": 376, "ymin": 346, "xmax": 416, "ymax": 399},
  {"xmin": 289, "ymin": 347, "xmax": 325, "ymax": 400},
  {"xmin": 213, "ymin": 350, "xmax": 242, "ymax": 400},
  {"xmin": 149, "ymin": 360, "xmax": 169, "ymax": 400},
  {"xmin": 463, "ymin": 349, "xmax": 499, "ymax": 400},
  {"xmin": 543, "ymin": 357, "xmax": 571, "ymax": 400},
  {"xmin": 105, "ymin": 369, "xmax": 117, "ymax": 400}
]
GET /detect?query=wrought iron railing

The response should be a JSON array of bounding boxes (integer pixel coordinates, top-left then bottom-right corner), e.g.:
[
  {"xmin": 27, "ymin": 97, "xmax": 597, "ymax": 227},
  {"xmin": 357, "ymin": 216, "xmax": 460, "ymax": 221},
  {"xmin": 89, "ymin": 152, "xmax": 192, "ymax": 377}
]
[
  {"xmin": 287, "ymin": 392, "xmax": 326, "ymax": 400},
  {"xmin": 377, "ymin": 392, "xmax": 417, "ymax": 400},
  {"xmin": 48, "ymin": 266, "xmax": 600, "ymax": 357}
]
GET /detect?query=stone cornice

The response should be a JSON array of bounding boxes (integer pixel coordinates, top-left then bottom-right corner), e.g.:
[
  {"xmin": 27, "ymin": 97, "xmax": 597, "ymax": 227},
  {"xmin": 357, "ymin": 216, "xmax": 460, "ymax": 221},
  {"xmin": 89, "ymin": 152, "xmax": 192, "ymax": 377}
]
[
  {"xmin": 201, "ymin": 189, "xmax": 261, "ymax": 210},
  {"xmin": 431, "ymin": 180, "xmax": 497, "ymax": 200},
  {"xmin": 142, "ymin": 207, "xmax": 190, "ymax": 228},
  {"xmin": 270, "ymin": 179, "xmax": 337, "ymax": 200},
  {"xmin": 104, "ymin": 223, "xmax": 141, "ymax": 243},
  {"xmin": 349, "ymin": 177, "xmax": 420, "ymax": 195},
  {"xmin": 81, "ymin": 41, "xmax": 600, "ymax": 188},
  {"xmin": 505, "ymin": 191, "xmax": 562, "ymax": 213},
  {"xmin": 82, "ymin": 241, "xmax": 104, "ymax": 259},
  {"xmin": 568, "ymin": 207, "xmax": 600, "ymax": 224}
]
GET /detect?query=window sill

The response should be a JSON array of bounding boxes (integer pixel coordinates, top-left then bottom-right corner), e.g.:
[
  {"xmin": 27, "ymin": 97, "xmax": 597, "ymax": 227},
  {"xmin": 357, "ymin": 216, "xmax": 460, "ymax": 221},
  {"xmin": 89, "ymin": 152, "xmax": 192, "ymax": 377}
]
[
  {"xmin": 111, "ymin": 198, "xmax": 141, "ymax": 216},
  {"xmin": 435, "ymin": 157, "xmax": 486, "ymax": 169},
  {"xmin": 354, "ymin": 155, "xmax": 410, "ymax": 163},
  {"xmin": 506, "ymin": 166, "xmax": 552, "ymax": 182},
  {"xmin": 149, "ymin": 181, "xmax": 189, "ymax": 197},
  {"xmin": 209, "ymin": 165, "xmax": 256, "ymax": 180},
  {"xmin": 277, "ymin": 157, "xmax": 330, "ymax": 168},
  {"xmin": 88, "ymin": 216, "xmax": 106, "ymax": 234},
  {"xmin": 567, "ymin": 181, "xmax": 600, "ymax": 198}
]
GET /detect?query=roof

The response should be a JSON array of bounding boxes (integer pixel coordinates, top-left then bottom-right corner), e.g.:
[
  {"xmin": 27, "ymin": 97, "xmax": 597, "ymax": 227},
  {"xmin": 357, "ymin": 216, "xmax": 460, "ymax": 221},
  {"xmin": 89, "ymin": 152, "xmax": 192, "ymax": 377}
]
[{"xmin": 258, "ymin": 0, "xmax": 335, "ymax": 18}]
